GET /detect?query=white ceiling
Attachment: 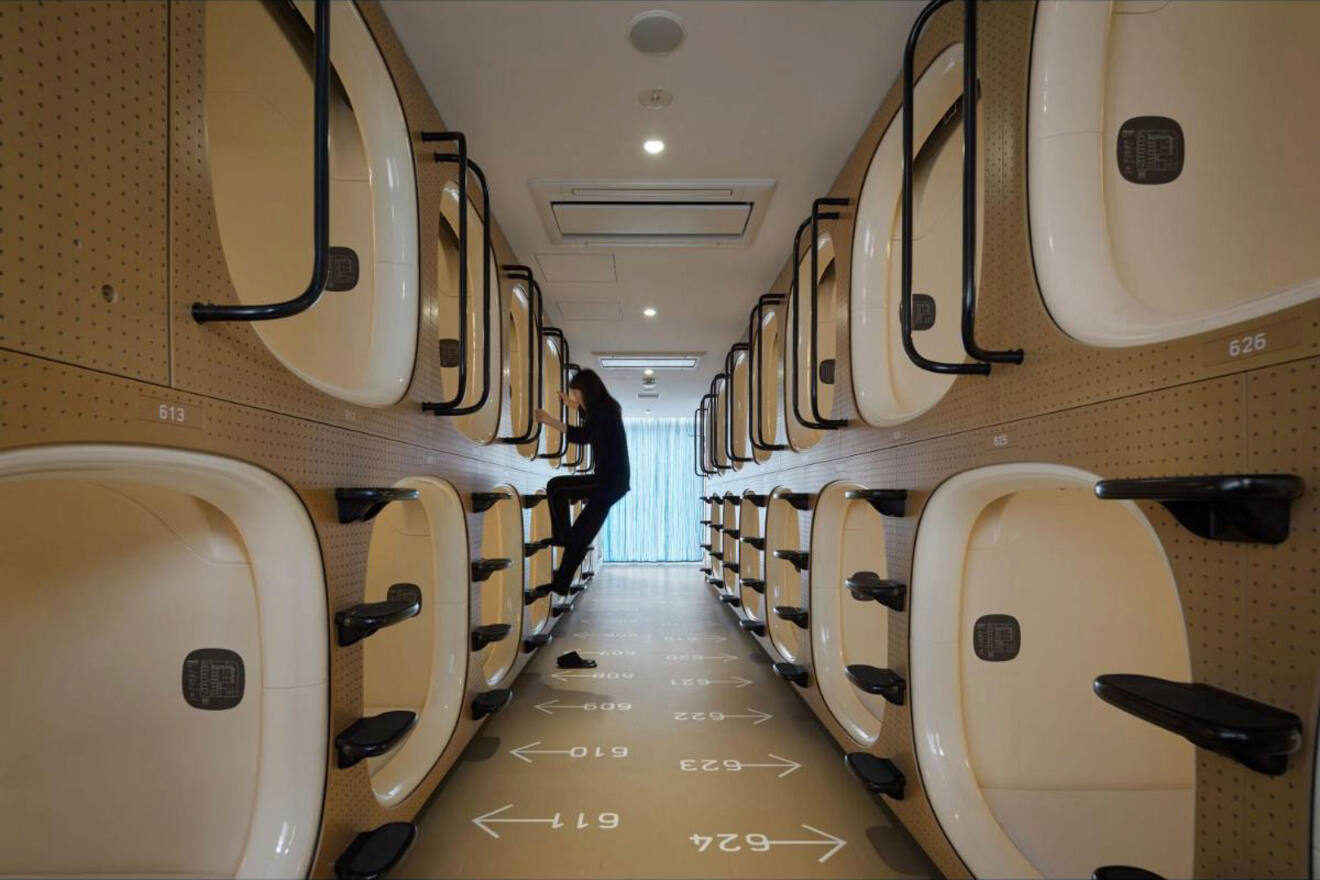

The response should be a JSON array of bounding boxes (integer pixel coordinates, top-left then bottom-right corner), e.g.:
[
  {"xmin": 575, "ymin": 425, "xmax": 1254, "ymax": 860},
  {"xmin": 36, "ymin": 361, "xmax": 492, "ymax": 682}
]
[{"xmin": 382, "ymin": 0, "xmax": 923, "ymax": 417}]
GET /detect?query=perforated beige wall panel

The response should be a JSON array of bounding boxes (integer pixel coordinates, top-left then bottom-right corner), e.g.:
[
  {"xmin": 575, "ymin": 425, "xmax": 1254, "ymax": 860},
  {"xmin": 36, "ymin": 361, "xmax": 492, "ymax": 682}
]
[{"xmin": 0, "ymin": 2, "xmax": 170, "ymax": 384}]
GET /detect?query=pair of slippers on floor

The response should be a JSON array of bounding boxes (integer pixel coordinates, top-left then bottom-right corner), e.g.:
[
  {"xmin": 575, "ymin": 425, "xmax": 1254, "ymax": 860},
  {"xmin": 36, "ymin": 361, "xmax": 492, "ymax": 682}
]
[{"xmin": 557, "ymin": 650, "xmax": 596, "ymax": 669}]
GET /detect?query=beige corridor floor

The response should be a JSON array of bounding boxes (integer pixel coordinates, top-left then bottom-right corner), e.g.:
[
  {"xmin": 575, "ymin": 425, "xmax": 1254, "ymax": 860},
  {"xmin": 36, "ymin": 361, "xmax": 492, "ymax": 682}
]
[{"xmin": 397, "ymin": 563, "xmax": 938, "ymax": 879}]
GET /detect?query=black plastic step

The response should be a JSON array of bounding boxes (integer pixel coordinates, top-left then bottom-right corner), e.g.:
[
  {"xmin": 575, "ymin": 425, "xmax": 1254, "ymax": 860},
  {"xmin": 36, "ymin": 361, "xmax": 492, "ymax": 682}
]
[
  {"xmin": 845, "ymin": 753, "xmax": 905, "ymax": 799},
  {"xmin": 336, "ymin": 487, "xmax": 420, "ymax": 524},
  {"xmin": 782, "ymin": 492, "xmax": 814, "ymax": 511},
  {"xmin": 700, "ymin": 566, "xmax": 713, "ymax": 576},
  {"xmin": 523, "ymin": 632, "xmax": 552, "ymax": 653},
  {"xmin": 773, "ymin": 662, "xmax": 809, "ymax": 687},
  {"xmin": 550, "ymin": 601, "xmax": 574, "ymax": 617},
  {"xmin": 774, "ymin": 606, "xmax": 808, "ymax": 628},
  {"xmin": 739, "ymin": 619, "xmax": 766, "ymax": 636},
  {"xmin": 719, "ymin": 594, "xmax": 742, "ymax": 607},
  {"xmin": 705, "ymin": 577, "xmax": 723, "ymax": 587},
  {"xmin": 844, "ymin": 488, "xmax": 908, "ymax": 517},
  {"xmin": 710, "ymin": 550, "xmax": 724, "ymax": 560},
  {"xmin": 741, "ymin": 535, "xmax": 765, "ymax": 550},
  {"xmin": 581, "ymin": 569, "xmax": 594, "ymax": 580},
  {"xmin": 773, "ymin": 549, "xmax": 810, "ymax": 572},
  {"xmin": 700, "ymin": 542, "xmax": 713, "ymax": 552},
  {"xmin": 557, "ymin": 650, "xmax": 596, "ymax": 669},
  {"xmin": 335, "ymin": 589, "xmax": 422, "ymax": 647},
  {"xmin": 335, "ymin": 710, "xmax": 417, "ymax": 768},
  {"xmin": 1093, "ymin": 674, "xmax": 1302, "ymax": 775},
  {"xmin": 724, "ymin": 561, "xmax": 741, "ymax": 574},
  {"xmin": 471, "ymin": 491, "xmax": 511, "ymax": 513},
  {"xmin": 846, "ymin": 665, "xmax": 906, "ymax": 705},
  {"xmin": 471, "ymin": 688, "xmax": 513, "ymax": 720},
  {"xmin": 522, "ymin": 494, "xmax": 547, "ymax": 509},
  {"xmin": 711, "ymin": 523, "xmax": 725, "ymax": 533},
  {"xmin": 523, "ymin": 537, "xmax": 552, "ymax": 556},
  {"xmin": 744, "ymin": 494, "xmax": 768, "ymax": 507},
  {"xmin": 523, "ymin": 588, "xmax": 546, "ymax": 606},
  {"xmin": 471, "ymin": 557, "xmax": 512, "ymax": 583},
  {"xmin": 700, "ymin": 519, "xmax": 713, "ymax": 526},
  {"xmin": 845, "ymin": 571, "xmax": 906, "ymax": 612},
  {"xmin": 1091, "ymin": 867, "xmax": 1165, "ymax": 880},
  {"xmin": 724, "ymin": 528, "xmax": 741, "ymax": 539},
  {"xmin": 471, "ymin": 623, "xmax": 512, "ymax": 652},
  {"xmin": 334, "ymin": 822, "xmax": 417, "ymax": 880},
  {"xmin": 569, "ymin": 583, "xmax": 587, "ymax": 595},
  {"xmin": 1094, "ymin": 474, "xmax": 1303, "ymax": 544},
  {"xmin": 740, "ymin": 578, "xmax": 765, "ymax": 594}
]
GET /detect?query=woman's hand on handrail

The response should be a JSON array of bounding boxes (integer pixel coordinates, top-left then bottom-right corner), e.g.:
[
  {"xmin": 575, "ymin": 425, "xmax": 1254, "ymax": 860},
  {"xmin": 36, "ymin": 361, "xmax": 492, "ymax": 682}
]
[{"xmin": 536, "ymin": 408, "xmax": 567, "ymax": 433}]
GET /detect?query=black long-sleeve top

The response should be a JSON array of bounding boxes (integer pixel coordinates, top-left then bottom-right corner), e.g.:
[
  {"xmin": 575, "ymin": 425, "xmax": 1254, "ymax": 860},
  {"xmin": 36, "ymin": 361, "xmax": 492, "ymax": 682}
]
[{"xmin": 565, "ymin": 401, "xmax": 630, "ymax": 495}]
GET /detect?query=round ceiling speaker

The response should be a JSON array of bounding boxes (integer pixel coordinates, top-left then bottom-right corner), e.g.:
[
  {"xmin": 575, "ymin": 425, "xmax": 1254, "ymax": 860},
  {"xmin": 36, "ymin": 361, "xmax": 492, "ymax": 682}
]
[{"xmin": 628, "ymin": 11, "xmax": 685, "ymax": 56}]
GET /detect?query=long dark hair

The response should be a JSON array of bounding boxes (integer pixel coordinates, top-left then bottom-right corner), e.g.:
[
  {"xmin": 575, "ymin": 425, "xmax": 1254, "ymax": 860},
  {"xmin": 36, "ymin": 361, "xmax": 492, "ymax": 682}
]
[{"xmin": 569, "ymin": 368, "xmax": 620, "ymax": 416}]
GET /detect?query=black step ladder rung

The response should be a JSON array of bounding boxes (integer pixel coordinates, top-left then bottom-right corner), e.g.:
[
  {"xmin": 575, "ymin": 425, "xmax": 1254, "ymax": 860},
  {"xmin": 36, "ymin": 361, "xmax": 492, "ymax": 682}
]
[
  {"xmin": 744, "ymin": 494, "xmax": 768, "ymax": 508},
  {"xmin": 471, "ymin": 688, "xmax": 513, "ymax": 720},
  {"xmin": 521, "ymin": 494, "xmax": 547, "ymax": 509},
  {"xmin": 336, "ymin": 487, "xmax": 419, "ymax": 524},
  {"xmin": 845, "ymin": 571, "xmax": 906, "ymax": 612},
  {"xmin": 844, "ymin": 488, "xmax": 908, "ymax": 517},
  {"xmin": 1093, "ymin": 473, "xmax": 1304, "ymax": 544},
  {"xmin": 471, "ymin": 491, "xmax": 511, "ymax": 513},
  {"xmin": 1093, "ymin": 673, "xmax": 1302, "ymax": 775},
  {"xmin": 773, "ymin": 549, "xmax": 809, "ymax": 572},
  {"xmin": 718, "ymin": 594, "xmax": 742, "ymax": 607},
  {"xmin": 739, "ymin": 619, "xmax": 766, "ymax": 636},
  {"xmin": 781, "ymin": 492, "xmax": 814, "ymax": 511},
  {"xmin": 846, "ymin": 665, "xmax": 906, "ymax": 705},
  {"xmin": 550, "ymin": 601, "xmax": 574, "ymax": 617},
  {"xmin": 844, "ymin": 753, "xmax": 905, "ymax": 799},
  {"xmin": 523, "ymin": 632, "xmax": 552, "ymax": 653},
  {"xmin": 773, "ymin": 662, "xmax": 809, "ymax": 687},
  {"xmin": 773, "ymin": 605, "xmax": 808, "ymax": 628},
  {"xmin": 471, "ymin": 623, "xmax": 512, "ymax": 652},
  {"xmin": 471, "ymin": 557, "xmax": 512, "ymax": 583},
  {"xmin": 335, "ymin": 589, "xmax": 422, "ymax": 646},
  {"xmin": 334, "ymin": 822, "xmax": 417, "ymax": 880},
  {"xmin": 741, "ymin": 535, "xmax": 765, "ymax": 550},
  {"xmin": 335, "ymin": 710, "xmax": 417, "ymax": 768},
  {"xmin": 741, "ymin": 578, "xmax": 765, "ymax": 594}
]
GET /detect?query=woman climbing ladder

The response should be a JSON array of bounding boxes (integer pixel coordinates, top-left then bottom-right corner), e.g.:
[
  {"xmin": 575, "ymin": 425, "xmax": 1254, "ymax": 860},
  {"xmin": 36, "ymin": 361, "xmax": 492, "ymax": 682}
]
[{"xmin": 535, "ymin": 369, "xmax": 630, "ymax": 599}]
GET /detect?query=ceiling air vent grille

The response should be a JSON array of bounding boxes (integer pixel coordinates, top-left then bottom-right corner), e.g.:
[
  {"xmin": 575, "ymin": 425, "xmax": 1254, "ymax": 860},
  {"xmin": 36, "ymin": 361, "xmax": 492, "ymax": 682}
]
[{"xmin": 531, "ymin": 179, "xmax": 775, "ymax": 248}]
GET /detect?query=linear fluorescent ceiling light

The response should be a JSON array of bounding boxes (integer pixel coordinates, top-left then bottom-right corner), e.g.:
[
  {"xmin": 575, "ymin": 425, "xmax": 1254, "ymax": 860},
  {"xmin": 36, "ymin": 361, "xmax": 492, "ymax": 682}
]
[{"xmin": 597, "ymin": 354, "xmax": 700, "ymax": 370}]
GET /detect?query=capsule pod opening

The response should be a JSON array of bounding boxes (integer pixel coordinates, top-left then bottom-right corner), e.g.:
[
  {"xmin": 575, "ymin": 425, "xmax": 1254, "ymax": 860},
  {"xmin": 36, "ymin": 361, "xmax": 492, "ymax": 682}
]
[
  {"xmin": 764, "ymin": 487, "xmax": 809, "ymax": 663},
  {"xmin": 437, "ymin": 181, "xmax": 504, "ymax": 443},
  {"xmin": 204, "ymin": 0, "xmax": 419, "ymax": 407},
  {"xmin": 507, "ymin": 279, "xmax": 539, "ymax": 459},
  {"xmin": 361, "ymin": 476, "xmax": 469, "ymax": 807},
  {"xmin": 541, "ymin": 334, "xmax": 565, "ymax": 467},
  {"xmin": 477, "ymin": 488, "xmax": 525, "ymax": 686},
  {"xmin": 784, "ymin": 234, "xmax": 840, "ymax": 450},
  {"xmin": 751, "ymin": 299, "xmax": 787, "ymax": 463},
  {"xmin": 0, "ymin": 444, "xmax": 326, "ymax": 877},
  {"xmin": 850, "ymin": 43, "xmax": 979, "ymax": 427},
  {"xmin": 720, "ymin": 494, "xmax": 741, "ymax": 597},
  {"xmin": 738, "ymin": 492, "xmax": 766, "ymax": 622},
  {"xmin": 1029, "ymin": 1, "xmax": 1320, "ymax": 347},
  {"xmin": 809, "ymin": 482, "xmax": 893, "ymax": 747},
  {"xmin": 525, "ymin": 493, "xmax": 553, "ymax": 635},
  {"xmin": 910, "ymin": 463, "xmax": 1194, "ymax": 879},
  {"xmin": 712, "ymin": 377, "xmax": 732, "ymax": 469}
]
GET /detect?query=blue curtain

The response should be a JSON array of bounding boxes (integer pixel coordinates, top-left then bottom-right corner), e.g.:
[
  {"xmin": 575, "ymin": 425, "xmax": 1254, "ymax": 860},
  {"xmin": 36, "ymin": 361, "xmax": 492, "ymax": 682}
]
[{"xmin": 599, "ymin": 418, "xmax": 702, "ymax": 562}]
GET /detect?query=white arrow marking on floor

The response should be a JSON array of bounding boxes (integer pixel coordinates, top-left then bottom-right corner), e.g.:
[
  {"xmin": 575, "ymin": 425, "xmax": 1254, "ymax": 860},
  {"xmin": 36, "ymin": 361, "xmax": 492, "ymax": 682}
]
[
  {"xmin": 508, "ymin": 741, "xmax": 575, "ymax": 763},
  {"xmin": 723, "ymin": 708, "xmax": 773, "ymax": 725},
  {"xmin": 665, "ymin": 635, "xmax": 728, "ymax": 641},
  {"xmin": 767, "ymin": 825, "xmax": 847, "ymax": 863},
  {"xmin": 737, "ymin": 754, "xmax": 801, "ymax": 777},
  {"xmin": 471, "ymin": 804, "xmax": 562, "ymax": 839},
  {"xmin": 534, "ymin": 699, "xmax": 628, "ymax": 715},
  {"xmin": 673, "ymin": 676, "xmax": 753, "ymax": 688},
  {"xmin": 668, "ymin": 653, "xmax": 738, "ymax": 662}
]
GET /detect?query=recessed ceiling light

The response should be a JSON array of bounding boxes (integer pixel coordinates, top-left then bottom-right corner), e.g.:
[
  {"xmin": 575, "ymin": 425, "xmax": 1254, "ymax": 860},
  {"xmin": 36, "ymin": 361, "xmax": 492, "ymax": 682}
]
[
  {"xmin": 599, "ymin": 353, "xmax": 701, "ymax": 370},
  {"xmin": 628, "ymin": 10, "xmax": 685, "ymax": 56},
  {"xmin": 643, "ymin": 368, "xmax": 655, "ymax": 376},
  {"xmin": 642, "ymin": 306, "xmax": 658, "ymax": 317},
  {"xmin": 643, "ymin": 139, "xmax": 665, "ymax": 155}
]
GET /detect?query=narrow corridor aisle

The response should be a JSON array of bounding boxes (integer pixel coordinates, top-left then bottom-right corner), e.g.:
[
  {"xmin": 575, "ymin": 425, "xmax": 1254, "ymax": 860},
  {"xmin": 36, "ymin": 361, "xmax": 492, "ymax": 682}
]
[{"xmin": 398, "ymin": 565, "xmax": 937, "ymax": 879}]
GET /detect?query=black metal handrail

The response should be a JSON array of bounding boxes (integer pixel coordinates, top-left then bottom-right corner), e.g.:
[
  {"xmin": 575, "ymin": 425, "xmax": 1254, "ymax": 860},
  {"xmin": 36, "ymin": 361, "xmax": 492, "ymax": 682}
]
[
  {"xmin": 193, "ymin": 0, "xmax": 331, "ymax": 323},
  {"xmin": 808, "ymin": 197, "xmax": 850, "ymax": 427},
  {"xmin": 561, "ymin": 362, "xmax": 585, "ymax": 468},
  {"xmin": 747, "ymin": 293, "xmax": 788, "ymax": 453},
  {"xmin": 423, "ymin": 150, "xmax": 495, "ymax": 414},
  {"xmin": 538, "ymin": 328, "xmax": 570, "ymax": 461},
  {"xmin": 499, "ymin": 264, "xmax": 544, "ymax": 444},
  {"xmin": 724, "ymin": 343, "xmax": 754, "ymax": 464},
  {"xmin": 899, "ymin": 0, "xmax": 1021, "ymax": 374},
  {"xmin": 707, "ymin": 374, "xmax": 731, "ymax": 471}
]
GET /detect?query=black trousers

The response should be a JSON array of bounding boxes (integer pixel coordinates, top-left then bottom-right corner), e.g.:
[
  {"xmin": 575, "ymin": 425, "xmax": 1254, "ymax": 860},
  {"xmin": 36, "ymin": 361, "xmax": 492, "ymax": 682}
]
[{"xmin": 546, "ymin": 475, "xmax": 623, "ymax": 593}]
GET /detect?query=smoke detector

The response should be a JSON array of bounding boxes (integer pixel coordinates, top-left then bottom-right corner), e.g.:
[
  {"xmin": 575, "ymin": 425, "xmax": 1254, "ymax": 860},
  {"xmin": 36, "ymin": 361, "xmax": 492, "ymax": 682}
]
[{"xmin": 629, "ymin": 11, "xmax": 685, "ymax": 55}]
